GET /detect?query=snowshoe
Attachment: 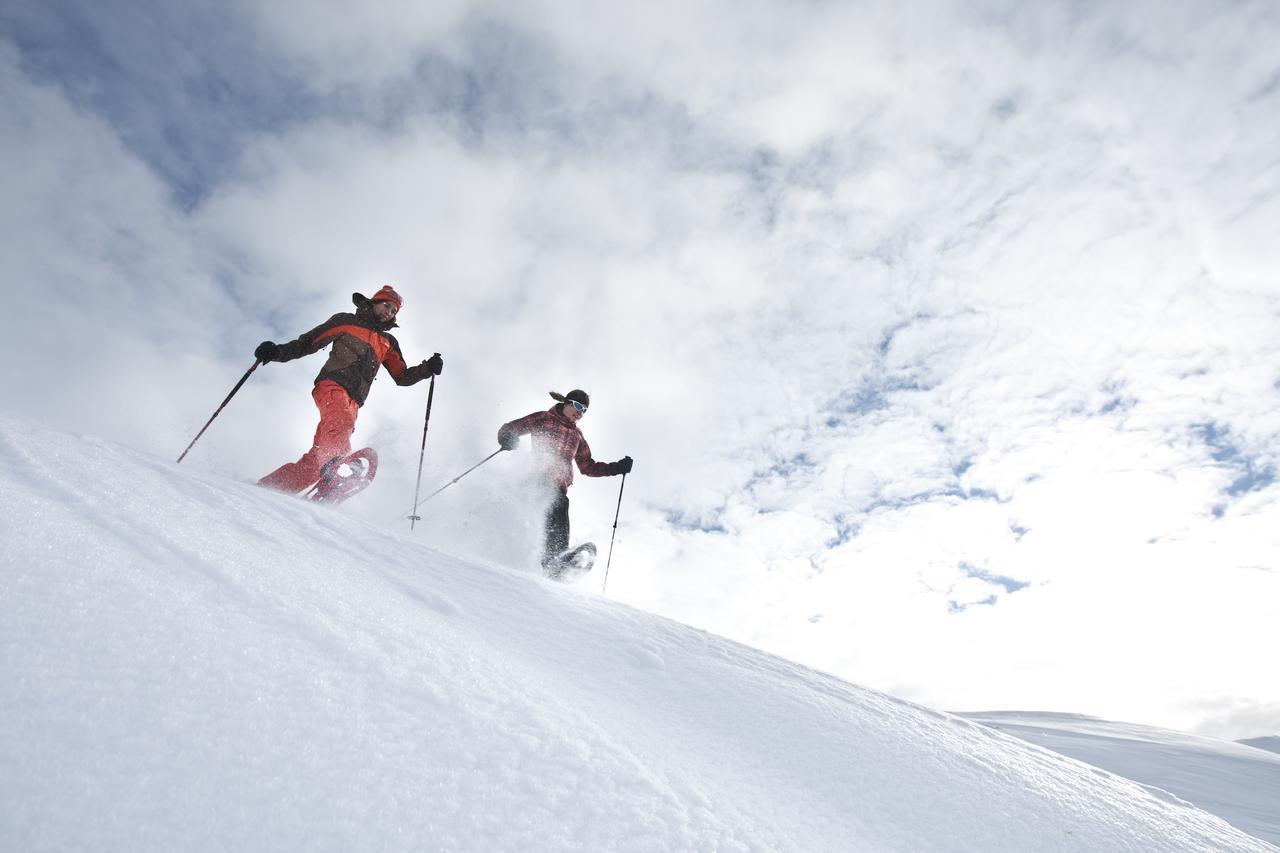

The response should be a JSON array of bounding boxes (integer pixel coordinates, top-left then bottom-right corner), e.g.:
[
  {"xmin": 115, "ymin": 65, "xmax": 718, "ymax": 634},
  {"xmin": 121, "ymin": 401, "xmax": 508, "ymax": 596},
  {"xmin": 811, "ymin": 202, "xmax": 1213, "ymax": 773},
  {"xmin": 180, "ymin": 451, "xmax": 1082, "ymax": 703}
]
[
  {"xmin": 544, "ymin": 542, "xmax": 597, "ymax": 582},
  {"xmin": 306, "ymin": 447, "xmax": 378, "ymax": 505}
]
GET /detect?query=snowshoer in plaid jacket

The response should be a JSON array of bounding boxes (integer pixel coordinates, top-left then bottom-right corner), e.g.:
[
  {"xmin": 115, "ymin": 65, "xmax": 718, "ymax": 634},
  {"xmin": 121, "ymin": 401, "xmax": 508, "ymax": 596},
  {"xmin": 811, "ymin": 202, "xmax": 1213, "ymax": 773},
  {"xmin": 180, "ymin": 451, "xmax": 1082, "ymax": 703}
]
[
  {"xmin": 254, "ymin": 286, "xmax": 443, "ymax": 494},
  {"xmin": 497, "ymin": 389, "xmax": 632, "ymax": 575}
]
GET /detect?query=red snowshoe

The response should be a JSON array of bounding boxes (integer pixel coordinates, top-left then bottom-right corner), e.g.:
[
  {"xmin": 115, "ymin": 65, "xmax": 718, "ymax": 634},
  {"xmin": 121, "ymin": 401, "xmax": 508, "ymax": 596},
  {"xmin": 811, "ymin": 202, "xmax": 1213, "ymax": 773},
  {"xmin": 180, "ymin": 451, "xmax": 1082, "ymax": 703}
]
[{"xmin": 306, "ymin": 447, "xmax": 378, "ymax": 505}]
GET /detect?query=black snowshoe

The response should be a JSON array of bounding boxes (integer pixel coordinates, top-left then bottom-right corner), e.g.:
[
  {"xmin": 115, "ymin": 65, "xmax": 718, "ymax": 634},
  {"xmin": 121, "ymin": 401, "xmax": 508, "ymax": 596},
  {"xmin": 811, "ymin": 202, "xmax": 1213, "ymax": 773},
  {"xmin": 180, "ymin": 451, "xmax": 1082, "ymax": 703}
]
[
  {"xmin": 306, "ymin": 447, "xmax": 379, "ymax": 505},
  {"xmin": 544, "ymin": 542, "xmax": 597, "ymax": 582}
]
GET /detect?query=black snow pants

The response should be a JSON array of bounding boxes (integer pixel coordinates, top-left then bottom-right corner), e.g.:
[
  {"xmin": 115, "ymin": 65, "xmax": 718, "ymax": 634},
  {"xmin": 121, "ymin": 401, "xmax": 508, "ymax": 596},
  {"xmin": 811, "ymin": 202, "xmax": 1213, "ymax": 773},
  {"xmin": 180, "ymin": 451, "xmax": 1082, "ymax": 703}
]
[{"xmin": 541, "ymin": 489, "xmax": 570, "ymax": 570}]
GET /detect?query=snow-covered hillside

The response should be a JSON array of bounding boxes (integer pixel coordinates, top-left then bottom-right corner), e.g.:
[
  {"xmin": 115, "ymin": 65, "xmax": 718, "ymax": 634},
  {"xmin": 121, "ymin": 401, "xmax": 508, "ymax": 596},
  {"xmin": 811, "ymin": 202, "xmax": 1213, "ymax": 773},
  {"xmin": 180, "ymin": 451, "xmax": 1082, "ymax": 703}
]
[
  {"xmin": 1241, "ymin": 736, "xmax": 1280, "ymax": 756},
  {"xmin": 1, "ymin": 414, "xmax": 1274, "ymax": 852},
  {"xmin": 963, "ymin": 711, "xmax": 1280, "ymax": 846}
]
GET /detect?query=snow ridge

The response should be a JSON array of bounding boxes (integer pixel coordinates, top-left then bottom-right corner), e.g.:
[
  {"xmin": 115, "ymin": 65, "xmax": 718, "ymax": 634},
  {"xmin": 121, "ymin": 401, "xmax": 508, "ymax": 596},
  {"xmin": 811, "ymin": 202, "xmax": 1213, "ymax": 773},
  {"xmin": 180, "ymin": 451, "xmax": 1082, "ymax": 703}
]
[{"xmin": 964, "ymin": 711, "xmax": 1280, "ymax": 846}]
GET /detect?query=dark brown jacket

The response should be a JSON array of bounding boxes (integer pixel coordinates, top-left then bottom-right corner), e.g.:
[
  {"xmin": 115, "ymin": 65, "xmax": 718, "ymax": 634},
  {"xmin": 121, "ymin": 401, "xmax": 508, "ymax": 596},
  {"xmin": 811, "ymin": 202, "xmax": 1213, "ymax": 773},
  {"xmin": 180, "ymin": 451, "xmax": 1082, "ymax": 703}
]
[{"xmin": 274, "ymin": 295, "xmax": 431, "ymax": 406}]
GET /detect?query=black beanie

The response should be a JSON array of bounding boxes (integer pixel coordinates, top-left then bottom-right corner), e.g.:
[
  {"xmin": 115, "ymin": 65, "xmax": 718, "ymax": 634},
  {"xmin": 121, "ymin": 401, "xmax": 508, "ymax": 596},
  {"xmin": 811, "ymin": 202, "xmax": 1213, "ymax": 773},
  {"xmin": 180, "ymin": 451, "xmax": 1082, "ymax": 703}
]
[{"xmin": 550, "ymin": 389, "xmax": 590, "ymax": 408}]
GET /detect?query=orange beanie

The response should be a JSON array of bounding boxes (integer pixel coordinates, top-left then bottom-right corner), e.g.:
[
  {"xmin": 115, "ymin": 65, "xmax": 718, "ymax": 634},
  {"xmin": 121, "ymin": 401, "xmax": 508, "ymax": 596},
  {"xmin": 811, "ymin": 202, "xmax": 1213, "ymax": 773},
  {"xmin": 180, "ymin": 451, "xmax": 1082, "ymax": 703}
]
[{"xmin": 370, "ymin": 285, "xmax": 403, "ymax": 310}]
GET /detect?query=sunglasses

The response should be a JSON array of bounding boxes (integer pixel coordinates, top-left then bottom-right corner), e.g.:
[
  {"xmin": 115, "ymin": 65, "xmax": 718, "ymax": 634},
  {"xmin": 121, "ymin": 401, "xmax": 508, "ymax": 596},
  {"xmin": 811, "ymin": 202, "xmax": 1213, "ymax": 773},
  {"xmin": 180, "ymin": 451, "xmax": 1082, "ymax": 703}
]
[{"xmin": 569, "ymin": 399, "xmax": 588, "ymax": 413}]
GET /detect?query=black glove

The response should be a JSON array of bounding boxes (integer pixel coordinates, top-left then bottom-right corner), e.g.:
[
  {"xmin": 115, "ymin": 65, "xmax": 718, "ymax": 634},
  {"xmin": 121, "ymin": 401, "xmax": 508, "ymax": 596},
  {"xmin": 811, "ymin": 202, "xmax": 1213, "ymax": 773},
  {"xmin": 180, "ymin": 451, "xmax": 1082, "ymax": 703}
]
[
  {"xmin": 613, "ymin": 456, "xmax": 633, "ymax": 475},
  {"xmin": 422, "ymin": 353, "xmax": 444, "ymax": 376},
  {"xmin": 254, "ymin": 341, "xmax": 279, "ymax": 362},
  {"xmin": 499, "ymin": 432, "xmax": 520, "ymax": 451}
]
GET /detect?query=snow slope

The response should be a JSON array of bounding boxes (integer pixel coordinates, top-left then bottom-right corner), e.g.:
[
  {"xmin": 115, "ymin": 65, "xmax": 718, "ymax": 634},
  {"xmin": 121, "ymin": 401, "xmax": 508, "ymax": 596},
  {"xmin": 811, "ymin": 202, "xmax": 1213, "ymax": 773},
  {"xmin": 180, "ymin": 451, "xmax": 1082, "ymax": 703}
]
[
  {"xmin": 963, "ymin": 711, "xmax": 1280, "ymax": 847},
  {"xmin": 1241, "ymin": 736, "xmax": 1280, "ymax": 756},
  {"xmin": 1, "ymin": 414, "xmax": 1274, "ymax": 852}
]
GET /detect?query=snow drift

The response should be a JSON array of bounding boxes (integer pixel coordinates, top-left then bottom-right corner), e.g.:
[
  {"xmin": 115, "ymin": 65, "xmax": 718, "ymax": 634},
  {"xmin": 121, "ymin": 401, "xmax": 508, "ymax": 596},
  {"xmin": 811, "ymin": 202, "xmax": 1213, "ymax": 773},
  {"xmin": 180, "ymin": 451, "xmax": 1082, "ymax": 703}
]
[
  {"xmin": 1241, "ymin": 736, "xmax": 1280, "ymax": 756},
  {"xmin": 963, "ymin": 711, "xmax": 1280, "ymax": 846},
  {"xmin": 1, "ymin": 414, "xmax": 1273, "ymax": 852}
]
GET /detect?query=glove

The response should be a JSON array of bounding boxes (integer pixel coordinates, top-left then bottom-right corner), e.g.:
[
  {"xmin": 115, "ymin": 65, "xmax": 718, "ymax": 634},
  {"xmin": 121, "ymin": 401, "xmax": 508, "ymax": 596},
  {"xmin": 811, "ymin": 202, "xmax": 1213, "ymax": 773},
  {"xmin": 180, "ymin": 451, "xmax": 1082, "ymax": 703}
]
[
  {"xmin": 499, "ymin": 432, "xmax": 520, "ymax": 451},
  {"xmin": 613, "ymin": 456, "xmax": 633, "ymax": 475},
  {"xmin": 422, "ymin": 353, "xmax": 444, "ymax": 376},
  {"xmin": 254, "ymin": 341, "xmax": 279, "ymax": 362}
]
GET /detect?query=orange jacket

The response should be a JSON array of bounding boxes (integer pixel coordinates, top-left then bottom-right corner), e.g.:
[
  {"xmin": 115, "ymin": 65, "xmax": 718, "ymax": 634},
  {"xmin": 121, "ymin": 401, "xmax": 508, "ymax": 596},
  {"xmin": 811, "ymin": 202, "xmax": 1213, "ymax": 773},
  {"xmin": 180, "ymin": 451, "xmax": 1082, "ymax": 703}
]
[{"xmin": 274, "ymin": 299, "xmax": 430, "ymax": 405}]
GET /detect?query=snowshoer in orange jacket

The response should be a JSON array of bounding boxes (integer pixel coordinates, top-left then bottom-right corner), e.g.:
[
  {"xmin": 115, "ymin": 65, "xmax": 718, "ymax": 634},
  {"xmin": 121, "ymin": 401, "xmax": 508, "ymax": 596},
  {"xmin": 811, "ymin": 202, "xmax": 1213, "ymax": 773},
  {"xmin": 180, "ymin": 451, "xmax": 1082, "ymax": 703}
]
[
  {"xmin": 497, "ymin": 390, "xmax": 631, "ymax": 576},
  {"xmin": 255, "ymin": 286, "xmax": 442, "ymax": 494}
]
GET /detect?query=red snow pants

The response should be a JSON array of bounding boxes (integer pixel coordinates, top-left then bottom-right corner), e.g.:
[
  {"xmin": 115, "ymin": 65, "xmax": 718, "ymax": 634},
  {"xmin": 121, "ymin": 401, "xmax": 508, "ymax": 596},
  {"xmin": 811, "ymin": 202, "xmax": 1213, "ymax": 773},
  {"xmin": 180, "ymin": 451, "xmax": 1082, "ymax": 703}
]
[{"xmin": 258, "ymin": 380, "xmax": 359, "ymax": 494}]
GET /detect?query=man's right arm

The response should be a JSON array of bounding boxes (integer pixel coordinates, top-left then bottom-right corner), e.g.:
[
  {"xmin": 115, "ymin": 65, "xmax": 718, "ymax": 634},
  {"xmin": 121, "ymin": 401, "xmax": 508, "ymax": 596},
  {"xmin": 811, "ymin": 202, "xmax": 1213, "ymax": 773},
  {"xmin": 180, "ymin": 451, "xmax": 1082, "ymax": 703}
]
[
  {"xmin": 497, "ymin": 412, "xmax": 542, "ymax": 450},
  {"xmin": 259, "ymin": 314, "xmax": 346, "ymax": 363}
]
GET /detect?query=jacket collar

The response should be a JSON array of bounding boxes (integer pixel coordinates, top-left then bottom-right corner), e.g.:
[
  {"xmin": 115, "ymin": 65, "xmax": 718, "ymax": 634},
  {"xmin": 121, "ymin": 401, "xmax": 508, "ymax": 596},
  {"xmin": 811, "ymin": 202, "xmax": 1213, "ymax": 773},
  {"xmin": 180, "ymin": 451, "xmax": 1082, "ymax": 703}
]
[
  {"xmin": 548, "ymin": 404, "xmax": 578, "ymax": 428},
  {"xmin": 354, "ymin": 303, "xmax": 397, "ymax": 331}
]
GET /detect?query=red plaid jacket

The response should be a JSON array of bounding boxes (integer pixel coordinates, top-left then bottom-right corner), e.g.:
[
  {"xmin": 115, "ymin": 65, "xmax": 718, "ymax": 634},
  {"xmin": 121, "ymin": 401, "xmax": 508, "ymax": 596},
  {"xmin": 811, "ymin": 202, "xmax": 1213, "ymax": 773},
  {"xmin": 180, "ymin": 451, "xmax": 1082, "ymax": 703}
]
[{"xmin": 498, "ymin": 406, "xmax": 615, "ymax": 491}]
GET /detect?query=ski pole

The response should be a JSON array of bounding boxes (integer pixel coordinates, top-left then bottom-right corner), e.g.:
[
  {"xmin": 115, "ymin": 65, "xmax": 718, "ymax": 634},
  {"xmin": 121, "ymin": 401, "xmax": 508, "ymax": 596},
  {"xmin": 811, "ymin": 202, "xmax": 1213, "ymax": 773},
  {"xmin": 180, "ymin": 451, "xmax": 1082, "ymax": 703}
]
[
  {"xmin": 401, "ymin": 449, "xmax": 505, "ymax": 519},
  {"xmin": 176, "ymin": 360, "xmax": 260, "ymax": 464},
  {"xmin": 601, "ymin": 473, "xmax": 627, "ymax": 594},
  {"xmin": 407, "ymin": 365, "xmax": 439, "ymax": 531}
]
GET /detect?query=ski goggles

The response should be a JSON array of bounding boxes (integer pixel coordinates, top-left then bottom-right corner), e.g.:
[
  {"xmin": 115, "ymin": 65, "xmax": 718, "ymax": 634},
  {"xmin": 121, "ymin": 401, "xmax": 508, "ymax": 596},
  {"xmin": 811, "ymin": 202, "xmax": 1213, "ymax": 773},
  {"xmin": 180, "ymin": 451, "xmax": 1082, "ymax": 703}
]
[{"xmin": 569, "ymin": 399, "xmax": 588, "ymax": 413}]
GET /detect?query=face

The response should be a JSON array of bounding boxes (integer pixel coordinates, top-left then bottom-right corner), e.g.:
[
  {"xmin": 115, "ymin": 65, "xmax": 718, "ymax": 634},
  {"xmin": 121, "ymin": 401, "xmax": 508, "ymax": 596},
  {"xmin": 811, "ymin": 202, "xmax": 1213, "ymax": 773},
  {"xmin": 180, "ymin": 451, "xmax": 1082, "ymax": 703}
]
[
  {"xmin": 371, "ymin": 300, "xmax": 399, "ymax": 323},
  {"xmin": 564, "ymin": 400, "xmax": 586, "ymax": 422}
]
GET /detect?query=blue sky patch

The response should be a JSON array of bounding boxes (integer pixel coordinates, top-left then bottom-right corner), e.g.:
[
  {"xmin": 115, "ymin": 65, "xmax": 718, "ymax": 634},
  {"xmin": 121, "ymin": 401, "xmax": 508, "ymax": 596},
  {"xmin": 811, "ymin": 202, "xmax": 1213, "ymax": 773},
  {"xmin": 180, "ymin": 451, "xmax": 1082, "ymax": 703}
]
[
  {"xmin": 959, "ymin": 562, "xmax": 1030, "ymax": 594},
  {"xmin": 948, "ymin": 595, "xmax": 998, "ymax": 614},
  {"xmin": 663, "ymin": 508, "xmax": 727, "ymax": 535},
  {"xmin": 1194, "ymin": 421, "xmax": 1277, "ymax": 502}
]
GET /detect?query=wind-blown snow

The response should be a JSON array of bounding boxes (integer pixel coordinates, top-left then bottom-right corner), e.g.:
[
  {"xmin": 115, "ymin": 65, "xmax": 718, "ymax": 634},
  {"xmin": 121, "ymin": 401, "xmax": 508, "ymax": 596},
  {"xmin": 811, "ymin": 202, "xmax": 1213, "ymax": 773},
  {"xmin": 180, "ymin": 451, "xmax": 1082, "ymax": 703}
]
[
  {"xmin": 1, "ymin": 414, "xmax": 1273, "ymax": 852},
  {"xmin": 963, "ymin": 711, "xmax": 1280, "ymax": 846}
]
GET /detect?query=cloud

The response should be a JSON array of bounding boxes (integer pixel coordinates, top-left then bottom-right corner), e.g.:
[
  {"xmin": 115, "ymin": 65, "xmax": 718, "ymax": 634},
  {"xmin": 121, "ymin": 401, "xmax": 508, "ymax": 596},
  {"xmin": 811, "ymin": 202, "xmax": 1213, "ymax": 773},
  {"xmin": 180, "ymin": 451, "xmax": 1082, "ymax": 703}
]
[
  {"xmin": 0, "ymin": 41, "xmax": 248, "ymax": 444},
  {"xmin": 1187, "ymin": 698, "xmax": 1280, "ymax": 742},
  {"xmin": 2, "ymin": 0, "xmax": 322, "ymax": 207}
]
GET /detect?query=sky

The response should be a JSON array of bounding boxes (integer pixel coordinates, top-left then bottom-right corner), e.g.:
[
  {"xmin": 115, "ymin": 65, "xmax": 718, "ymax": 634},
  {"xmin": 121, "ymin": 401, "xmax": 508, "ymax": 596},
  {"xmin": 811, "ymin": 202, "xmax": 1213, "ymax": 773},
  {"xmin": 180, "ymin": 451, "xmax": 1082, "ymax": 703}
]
[{"xmin": 1, "ymin": 0, "xmax": 1277, "ymax": 739}]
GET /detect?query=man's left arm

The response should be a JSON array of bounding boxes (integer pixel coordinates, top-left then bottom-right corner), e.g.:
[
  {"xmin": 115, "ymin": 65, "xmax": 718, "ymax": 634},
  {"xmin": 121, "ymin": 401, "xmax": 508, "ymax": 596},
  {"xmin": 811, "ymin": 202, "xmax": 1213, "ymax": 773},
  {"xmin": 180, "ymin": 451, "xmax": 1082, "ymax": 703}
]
[
  {"xmin": 383, "ymin": 338, "xmax": 443, "ymax": 386},
  {"xmin": 575, "ymin": 437, "xmax": 632, "ymax": 477}
]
